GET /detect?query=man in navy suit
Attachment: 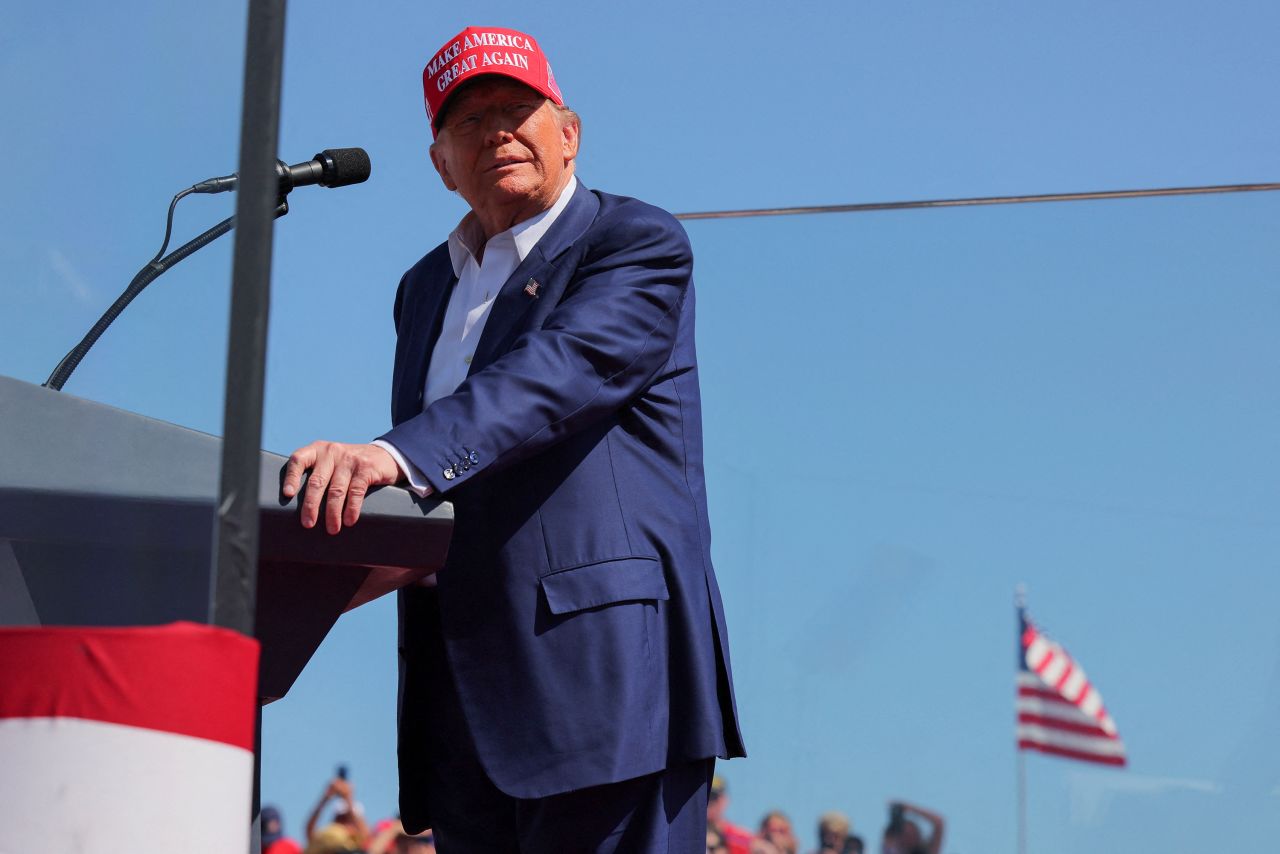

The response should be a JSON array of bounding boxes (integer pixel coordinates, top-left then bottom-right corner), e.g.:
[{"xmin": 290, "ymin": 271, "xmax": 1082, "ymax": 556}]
[{"xmin": 282, "ymin": 26, "xmax": 744, "ymax": 852}]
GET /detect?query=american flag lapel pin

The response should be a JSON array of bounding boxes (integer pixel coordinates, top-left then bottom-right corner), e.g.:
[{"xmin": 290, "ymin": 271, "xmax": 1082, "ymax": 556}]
[{"xmin": 524, "ymin": 278, "xmax": 540, "ymax": 298}]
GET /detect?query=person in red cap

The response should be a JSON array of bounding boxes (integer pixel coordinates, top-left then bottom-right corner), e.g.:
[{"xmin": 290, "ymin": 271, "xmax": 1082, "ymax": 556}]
[{"xmin": 283, "ymin": 25, "xmax": 745, "ymax": 852}]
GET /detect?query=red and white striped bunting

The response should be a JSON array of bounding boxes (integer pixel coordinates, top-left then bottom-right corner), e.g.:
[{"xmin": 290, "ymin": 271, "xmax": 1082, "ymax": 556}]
[
  {"xmin": 0, "ymin": 623, "xmax": 259, "ymax": 852},
  {"xmin": 1017, "ymin": 620, "xmax": 1126, "ymax": 767}
]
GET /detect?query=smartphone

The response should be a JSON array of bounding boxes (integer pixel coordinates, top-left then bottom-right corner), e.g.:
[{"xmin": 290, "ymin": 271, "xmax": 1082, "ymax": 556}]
[{"xmin": 337, "ymin": 764, "xmax": 348, "ymax": 780}]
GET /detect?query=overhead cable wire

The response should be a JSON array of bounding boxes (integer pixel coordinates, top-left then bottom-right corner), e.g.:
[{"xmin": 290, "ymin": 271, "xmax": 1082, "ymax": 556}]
[{"xmin": 674, "ymin": 181, "xmax": 1280, "ymax": 221}]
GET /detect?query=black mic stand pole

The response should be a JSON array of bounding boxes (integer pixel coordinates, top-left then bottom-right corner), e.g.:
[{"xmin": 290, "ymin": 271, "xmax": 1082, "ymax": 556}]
[{"xmin": 212, "ymin": 2, "xmax": 287, "ymax": 852}]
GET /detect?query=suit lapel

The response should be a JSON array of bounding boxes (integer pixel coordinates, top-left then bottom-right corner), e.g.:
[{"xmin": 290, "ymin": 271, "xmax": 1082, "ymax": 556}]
[
  {"xmin": 468, "ymin": 181, "xmax": 600, "ymax": 374},
  {"xmin": 397, "ymin": 255, "xmax": 456, "ymax": 421}
]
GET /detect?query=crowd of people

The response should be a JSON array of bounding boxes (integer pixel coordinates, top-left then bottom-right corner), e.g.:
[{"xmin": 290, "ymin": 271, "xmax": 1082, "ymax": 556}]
[
  {"xmin": 262, "ymin": 775, "xmax": 434, "ymax": 854},
  {"xmin": 264, "ymin": 773, "xmax": 942, "ymax": 854},
  {"xmin": 706, "ymin": 777, "xmax": 944, "ymax": 854}
]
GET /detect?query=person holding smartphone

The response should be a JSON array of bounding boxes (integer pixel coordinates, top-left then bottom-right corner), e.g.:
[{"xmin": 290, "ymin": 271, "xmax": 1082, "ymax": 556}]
[
  {"xmin": 303, "ymin": 771, "xmax": 370, "ymax": 854},
  {"xmin": 881, "ymin": 801, "xmax": 944, "ymax": 854}
]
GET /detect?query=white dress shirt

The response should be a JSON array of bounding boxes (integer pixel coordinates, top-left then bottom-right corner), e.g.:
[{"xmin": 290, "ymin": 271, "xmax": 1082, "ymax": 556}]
[{"xmin": 374, "ymin": 176, "xmax": 578, "ymax": 497}]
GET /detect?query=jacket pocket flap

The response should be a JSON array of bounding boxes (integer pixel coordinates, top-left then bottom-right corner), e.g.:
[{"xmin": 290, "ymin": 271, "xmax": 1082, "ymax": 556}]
[{"xmin": 540, "ymin": 557, "xmax": 670, "ymax": 615}]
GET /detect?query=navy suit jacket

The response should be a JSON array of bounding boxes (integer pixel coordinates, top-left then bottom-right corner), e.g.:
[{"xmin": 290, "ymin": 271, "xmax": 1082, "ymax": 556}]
[{"xmin": 381, "ymin": 181, "xmax": 745, "ymax": 827}]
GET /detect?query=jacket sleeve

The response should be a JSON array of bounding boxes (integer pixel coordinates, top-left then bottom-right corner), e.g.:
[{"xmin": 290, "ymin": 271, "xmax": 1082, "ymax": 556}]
[{"xmin": 378, "ymin": 206, "xmax": 691, "ymax": 494}]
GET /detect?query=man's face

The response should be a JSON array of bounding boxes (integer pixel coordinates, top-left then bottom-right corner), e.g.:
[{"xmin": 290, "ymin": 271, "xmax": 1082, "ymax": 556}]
[
  {"xmin": 763, "ymin": 816, "xmax": 791, "ymax": 839},
  {"xmin": 430, "ymin": 76, "xmax": 579, "ymax": 226},
  {"xmin": 898, "ymin": 821, "xmax": 920, "ymax": 847},
  {"xmin": 707, "ymin": 790, "xmax": 727, "ymax": 823}
]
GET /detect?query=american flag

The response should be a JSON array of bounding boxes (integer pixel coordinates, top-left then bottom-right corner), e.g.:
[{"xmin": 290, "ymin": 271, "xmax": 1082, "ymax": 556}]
[{"xmin": 1017, "ymin": 607, "xmax": 1127, "ymax": 767}]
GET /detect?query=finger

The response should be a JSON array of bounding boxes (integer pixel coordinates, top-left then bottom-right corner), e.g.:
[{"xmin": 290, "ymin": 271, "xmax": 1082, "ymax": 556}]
[
  {"xmin": 325, "ymin": 464, "xmax": 354, "ymax": 535},
  {"xmin": 301, "ymin": 452, "xmax": 335, "ymax": 529},
  {"xmin": 281, "ymin": 445, "xmax": 317, "ymax": 498},
  {"xmin": 343, "ymin": 474, "xmax": 369, "ymax": 529}
]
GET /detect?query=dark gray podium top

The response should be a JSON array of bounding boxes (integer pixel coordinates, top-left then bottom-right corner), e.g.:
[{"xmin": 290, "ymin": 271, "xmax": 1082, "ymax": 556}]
[{"xmin": 0, "ymin": 375, "xmax": 453, "ymax": 701}]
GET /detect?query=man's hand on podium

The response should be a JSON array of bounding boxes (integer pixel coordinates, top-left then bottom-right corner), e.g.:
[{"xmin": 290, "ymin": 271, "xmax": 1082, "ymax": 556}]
[{"xmin": 282, "ymin": 441, "xmax": 403, "ymax": 534}]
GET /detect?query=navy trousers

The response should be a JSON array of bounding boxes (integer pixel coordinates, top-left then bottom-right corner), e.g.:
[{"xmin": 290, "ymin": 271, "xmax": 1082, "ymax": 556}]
[{"xmin": 413, "ymin": 590, "xmax": 713, "ymax": 853}]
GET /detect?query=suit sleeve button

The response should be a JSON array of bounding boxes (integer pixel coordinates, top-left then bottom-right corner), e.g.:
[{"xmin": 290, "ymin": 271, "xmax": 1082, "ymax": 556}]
[
  {"xmin": 442, "ymin": 467, "xmax": 455, "ymax": 480},
  {"xmin": 468, "ymin": 451, "xmax": 479, "ymax": 464}
]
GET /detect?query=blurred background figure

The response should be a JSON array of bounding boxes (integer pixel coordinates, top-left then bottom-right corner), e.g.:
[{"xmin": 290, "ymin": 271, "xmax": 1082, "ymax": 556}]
[
  {"xmin": 708, "ymin": 823, "xmax": 730, "ymax": 854},
  {"xmin": 262, "ymin": 804, "xmax": 303, "ymax": 854},
  {"xmin": 304, "ymin": 771, "xmax": 371, "ymax": 854},
  {"xmin": 810, "ymin": 811, "xmax": 862, "ymax": 854},
  {"xmin": 367, "ymin": 816, "xmax": 436, "ymax": 854},
  {"xmin": 752, "ymin": 809, "xmax": 800, "ymax": 854},
  {"xmin": 707, "ymin": 775, "xmax": 754, "ymax": 854},
  {"xmin": 881, "ymin": 801, "xmax": 944, "ymax": 854}
]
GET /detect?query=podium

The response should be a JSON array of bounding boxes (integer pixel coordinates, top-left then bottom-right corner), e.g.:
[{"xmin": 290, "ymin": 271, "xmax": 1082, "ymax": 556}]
[{"xmin": 0, "ymin": 374, "xmax": 452, "ymax": 702}]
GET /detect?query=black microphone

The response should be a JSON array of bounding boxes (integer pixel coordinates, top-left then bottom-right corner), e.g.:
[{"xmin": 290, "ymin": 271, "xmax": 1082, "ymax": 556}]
[{"xmin": 192, "ymin": 147, "xmax": 371, "ymax": 194}]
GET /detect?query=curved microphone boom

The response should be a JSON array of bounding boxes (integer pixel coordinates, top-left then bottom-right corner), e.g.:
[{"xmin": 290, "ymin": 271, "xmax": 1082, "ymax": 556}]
[
  {"xmin": 191, "ymin": 147, "xmax": 371, "ymax": 195},
  {"xmin": 43, "ymin": 147, "xmax": 371, "ymax": 391}
]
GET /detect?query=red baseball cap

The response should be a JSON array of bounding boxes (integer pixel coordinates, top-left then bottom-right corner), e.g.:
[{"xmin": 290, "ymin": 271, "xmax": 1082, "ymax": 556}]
[{"xmin": 422, "ymin": 26, "xmax": 564, "ymax": 137}]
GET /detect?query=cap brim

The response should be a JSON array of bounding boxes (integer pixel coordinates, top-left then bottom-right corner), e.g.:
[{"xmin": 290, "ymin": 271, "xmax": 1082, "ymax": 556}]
[{"xmin": 432, "ymin": 72, "xmax": 560, "ymax": 134}]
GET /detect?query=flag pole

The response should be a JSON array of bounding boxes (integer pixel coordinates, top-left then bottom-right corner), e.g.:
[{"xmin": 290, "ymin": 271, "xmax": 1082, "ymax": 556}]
[
  {"xmin": 1015, "ymin": 584, "xmax": 1029, "ymax": 854},
  {"xmin": 1017, "ymin": 749, "xmax": 1028, "ymax": 854}
]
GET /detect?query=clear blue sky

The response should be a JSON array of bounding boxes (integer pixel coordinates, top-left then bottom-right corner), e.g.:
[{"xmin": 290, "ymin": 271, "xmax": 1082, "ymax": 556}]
[{"xmin": 3, "ymin": 2, "xmax": 1278, "ymax": 852}]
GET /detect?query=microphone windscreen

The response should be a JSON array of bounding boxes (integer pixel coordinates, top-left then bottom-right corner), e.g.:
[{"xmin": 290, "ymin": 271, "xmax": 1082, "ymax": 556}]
[{"xmin": 318, "ymin": 148, "xmax": 371, "ymax": 187}]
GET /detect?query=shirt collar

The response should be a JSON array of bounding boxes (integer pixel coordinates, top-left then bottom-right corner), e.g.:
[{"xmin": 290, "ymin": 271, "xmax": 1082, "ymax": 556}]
[{"xmin": 446, "ymin": 175, "xmax": 578, "ymax": 276}]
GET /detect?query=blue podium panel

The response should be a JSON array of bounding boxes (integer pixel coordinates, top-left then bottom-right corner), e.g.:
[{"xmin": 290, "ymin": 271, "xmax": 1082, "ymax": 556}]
[{"xmin": 0, "ymin": 375, "xmax": 453, "ymax": 701}]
